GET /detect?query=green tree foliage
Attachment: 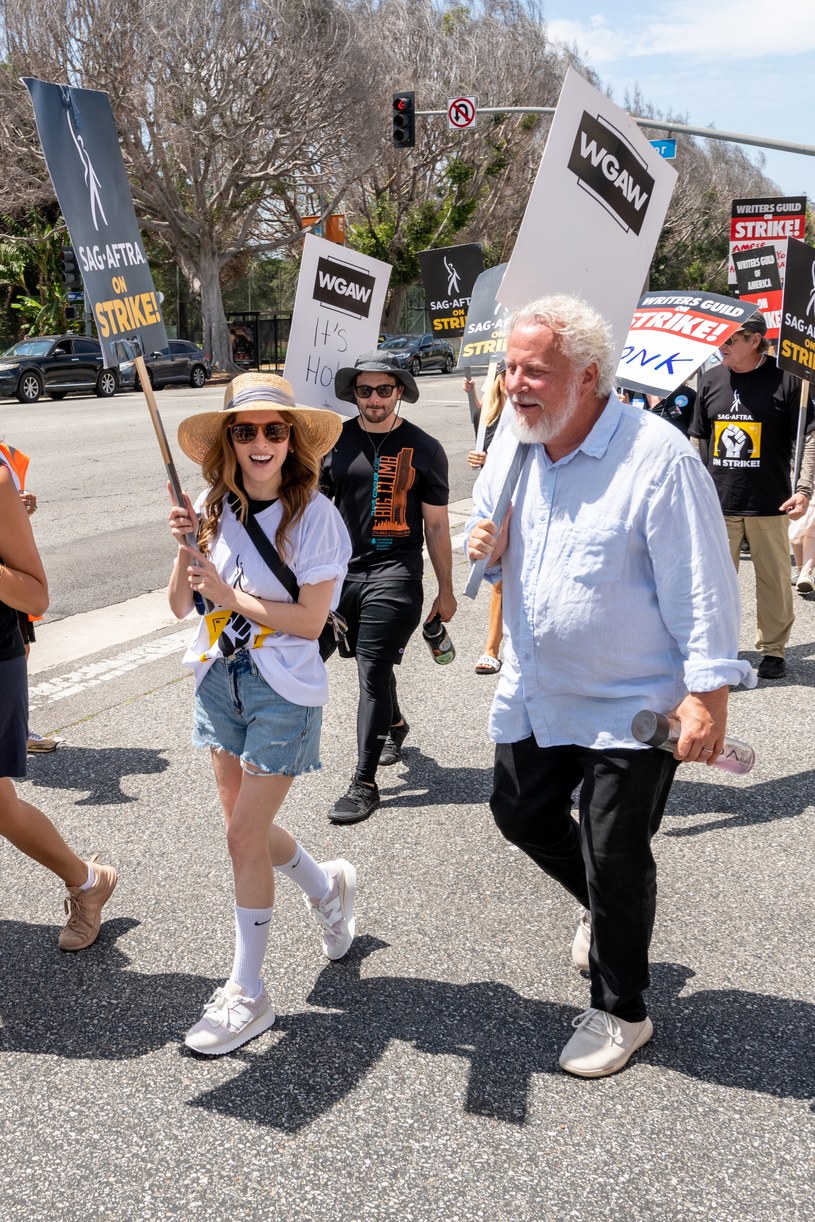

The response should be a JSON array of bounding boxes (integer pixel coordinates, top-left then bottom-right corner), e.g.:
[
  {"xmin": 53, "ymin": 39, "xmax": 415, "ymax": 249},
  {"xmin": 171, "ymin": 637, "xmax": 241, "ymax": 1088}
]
[
  {"xmin": 0, "ymin": 0, "xmax": 805, "ymax": 352},
  {"xmin": 0, "ymin": 209, "xmax": 74, "ymax": 344}
]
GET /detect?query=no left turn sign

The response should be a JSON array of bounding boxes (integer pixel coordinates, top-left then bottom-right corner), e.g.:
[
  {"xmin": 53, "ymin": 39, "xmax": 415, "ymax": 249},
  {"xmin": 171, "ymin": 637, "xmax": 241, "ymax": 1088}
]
[{"xmin": 448, "ymin": 96, "xmax": 477, "ymax": 130}]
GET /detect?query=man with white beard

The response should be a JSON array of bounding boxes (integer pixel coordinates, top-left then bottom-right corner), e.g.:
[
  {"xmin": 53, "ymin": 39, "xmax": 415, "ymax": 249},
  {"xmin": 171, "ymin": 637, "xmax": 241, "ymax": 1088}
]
[{"xmin": 465, "ymin": 295, "xmax": 756, "ymax": 1078}]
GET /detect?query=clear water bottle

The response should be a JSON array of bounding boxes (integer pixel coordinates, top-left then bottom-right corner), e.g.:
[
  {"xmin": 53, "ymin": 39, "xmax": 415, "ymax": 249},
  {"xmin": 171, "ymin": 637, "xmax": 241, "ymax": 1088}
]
[
  {"xmin": 631, "ymin": 710, "xmax": 755, "ymax": 774},
  {"xmin": 423, "ymin": 614, "xmax": 455, "ymax": 665}
]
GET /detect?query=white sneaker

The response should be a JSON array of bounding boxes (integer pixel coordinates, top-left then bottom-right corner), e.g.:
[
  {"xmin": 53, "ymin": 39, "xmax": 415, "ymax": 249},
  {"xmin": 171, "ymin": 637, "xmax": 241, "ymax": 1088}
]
[
  {"xmin": 184, "ymin": 982, "xmax": 275, "ymax": 1056},
  {"xmin": 558, "ymin": 1008, "xmax": 653, "ymax": 1078},
  {"xmin": 306, "ymin": 859, "xmax": 356, "ymax": 960},
  {"xmin": 571, "ymin": 908, "xmax": 591, "ymax": 971}
]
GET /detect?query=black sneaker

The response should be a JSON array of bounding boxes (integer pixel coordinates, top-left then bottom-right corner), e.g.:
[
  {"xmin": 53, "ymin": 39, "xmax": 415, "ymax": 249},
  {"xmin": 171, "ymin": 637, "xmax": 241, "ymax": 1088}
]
[
  {"xmin": 379, "ymin": 720, "xmax": 410, "ymax": 767},
  {"xmin": 757, "ymin": 655, "xmax": 786, "ymax": 679},
  {"xmin": 329, "ymin": 779, "xmax": 380, "ymax": 824}
]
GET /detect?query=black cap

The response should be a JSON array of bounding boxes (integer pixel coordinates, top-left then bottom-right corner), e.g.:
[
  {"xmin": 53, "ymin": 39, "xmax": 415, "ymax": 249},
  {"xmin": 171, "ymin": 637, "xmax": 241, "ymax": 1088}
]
[
  {"xmin": 334, "ymin": 356, "xmax": 420, "ymax": 405},
  {"xmin": 741, "ymin": 312, "xmax": 767, "ymax": 337}
]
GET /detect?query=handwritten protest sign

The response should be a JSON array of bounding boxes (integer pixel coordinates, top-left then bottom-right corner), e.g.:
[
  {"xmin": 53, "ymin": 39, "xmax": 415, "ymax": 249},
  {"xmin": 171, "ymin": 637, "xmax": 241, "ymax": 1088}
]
[
  {"xmin": 617, "ymin": 291, "xmax": 757, "ymax": 398},
  {"xmin": 285, "ymin": 235, "xmax": 391, "ymax": 416},
  {"xmin": 728, "ymin": 196, "xmax": 806, "ymax": 285}
]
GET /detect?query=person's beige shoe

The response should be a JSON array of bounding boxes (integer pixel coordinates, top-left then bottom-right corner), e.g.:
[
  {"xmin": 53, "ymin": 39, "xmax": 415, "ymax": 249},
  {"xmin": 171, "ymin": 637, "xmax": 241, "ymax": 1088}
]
[
  {"xmin": 559, "ymin": 1008, "xmax": 653, "ymax": 1078},
  {"xmin": 185, "ymin": 983, "xmax": 275, "ymax": 1056},
  {"xmin": 571, "ymin": 908, "xmax": 591, "ymax": 971},
  {"xmin": 27, "ymin": 732, "xmax": 60, "ymax": 753},
  {"xmin": 58, "ymin": 856, "xmax": 118, "ymax": 951}
]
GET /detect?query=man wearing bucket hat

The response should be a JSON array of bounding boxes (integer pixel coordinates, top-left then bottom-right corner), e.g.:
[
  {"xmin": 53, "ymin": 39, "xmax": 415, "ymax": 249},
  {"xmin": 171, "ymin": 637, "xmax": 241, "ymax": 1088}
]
[
  {"xmin": 166, "ymin": 372, "xmax": 355, "ymax": 1055},
  {"xmin": 321, "ymin": 355, "xmax": 457, "ymax": 823},
  {"xmin": 691, "ymin": 312, "xmax": 815, "ymax": 680}
]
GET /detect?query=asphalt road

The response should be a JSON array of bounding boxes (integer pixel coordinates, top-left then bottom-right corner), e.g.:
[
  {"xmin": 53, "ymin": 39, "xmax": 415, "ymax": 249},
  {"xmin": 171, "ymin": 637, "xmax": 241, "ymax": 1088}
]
[
  {"xmin": 1, "ymin": 372, "xmax": 475, "ymax": 621},
  {"xmin": 1, "ymin": 381, "xmax": 813, "ymax": 1221}
]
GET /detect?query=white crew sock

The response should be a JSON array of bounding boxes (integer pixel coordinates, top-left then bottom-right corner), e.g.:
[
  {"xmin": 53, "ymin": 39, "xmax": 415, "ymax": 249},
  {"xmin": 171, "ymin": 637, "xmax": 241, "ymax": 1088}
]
[
  {"xmin": 79, "ymin": 862, "xmax": 95, "ymax": 891},
  {"xmin": 229, "ymin": 904, "xmax": 274, "ymax": 999},
  {"xmin": 276, "ymin": 844, "xmax": 330, "ymax": 902}
]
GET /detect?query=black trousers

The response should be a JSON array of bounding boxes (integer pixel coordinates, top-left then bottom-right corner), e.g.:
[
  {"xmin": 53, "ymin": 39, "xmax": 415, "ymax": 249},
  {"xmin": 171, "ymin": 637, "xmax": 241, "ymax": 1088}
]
[
  {"xmin": 335, "ymin": 578, "xmax": 424, "ymax": 782},
  {"xmin": 491, "ymin": 738, "xmax": 678, "ymax": 1022}
]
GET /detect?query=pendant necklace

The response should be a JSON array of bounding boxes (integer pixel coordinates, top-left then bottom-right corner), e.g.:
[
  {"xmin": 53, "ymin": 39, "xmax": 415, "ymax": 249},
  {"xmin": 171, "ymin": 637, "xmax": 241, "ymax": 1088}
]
[{"xmin": 359, "ymin": 411, "xmax": 400, "ymax": 520}]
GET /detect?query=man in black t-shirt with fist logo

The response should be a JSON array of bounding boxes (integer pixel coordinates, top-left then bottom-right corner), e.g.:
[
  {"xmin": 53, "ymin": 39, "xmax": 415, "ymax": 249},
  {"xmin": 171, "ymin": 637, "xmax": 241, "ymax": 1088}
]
[{"xmin": 691, "ymin": 313, "xmax": 815, "ymax": 679}]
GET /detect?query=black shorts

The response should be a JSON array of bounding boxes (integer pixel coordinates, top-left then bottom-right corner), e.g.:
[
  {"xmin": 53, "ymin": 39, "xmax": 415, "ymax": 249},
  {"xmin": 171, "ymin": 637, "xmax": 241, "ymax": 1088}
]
[
  {"xmin": 337, "ymin": 578, "xmax": 424, "ymax": 665},
  {"xmin": 0, "ymin": 654, "xmax": 28, "ymax": 778}
]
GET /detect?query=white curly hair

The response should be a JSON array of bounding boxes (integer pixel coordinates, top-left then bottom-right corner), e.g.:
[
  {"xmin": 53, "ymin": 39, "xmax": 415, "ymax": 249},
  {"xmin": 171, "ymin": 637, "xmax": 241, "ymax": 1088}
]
[{"xmin": 508, "ymin": 296, "xmax": 616, "ymax": 398}]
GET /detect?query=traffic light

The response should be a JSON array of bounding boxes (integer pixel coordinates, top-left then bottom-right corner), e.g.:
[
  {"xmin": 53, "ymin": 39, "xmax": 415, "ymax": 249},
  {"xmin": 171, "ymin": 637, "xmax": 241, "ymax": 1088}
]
[
  {"xmin": 392, "ymin": 92, "xmax": 415, "ymax": 149},
  {"xmin": 60, "ymin": 246, "xmax": 82, "ymax": 291}
]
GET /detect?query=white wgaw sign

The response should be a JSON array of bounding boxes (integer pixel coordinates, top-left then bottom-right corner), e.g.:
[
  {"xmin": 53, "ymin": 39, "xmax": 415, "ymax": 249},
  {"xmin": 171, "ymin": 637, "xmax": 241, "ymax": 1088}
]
[
  {"xmin": 285, "ymin": 234, "xmax": 391, "ymax": 415},
  {"xmin": 499, "ymin": 68, "xmax": 677, "ymax": 360}
]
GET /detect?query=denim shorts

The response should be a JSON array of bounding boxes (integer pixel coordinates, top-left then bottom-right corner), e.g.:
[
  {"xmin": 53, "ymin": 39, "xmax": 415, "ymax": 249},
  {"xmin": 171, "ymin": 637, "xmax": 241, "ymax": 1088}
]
[{"xmin": 192, "ymin": 650, "xmax": 321, "ymax": 776}]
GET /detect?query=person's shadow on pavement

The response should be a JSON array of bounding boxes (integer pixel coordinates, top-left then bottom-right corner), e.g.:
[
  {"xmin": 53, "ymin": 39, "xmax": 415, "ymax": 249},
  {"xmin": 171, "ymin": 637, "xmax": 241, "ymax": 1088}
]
[
  {"xmin": 664, "ymin": 766, "xmax": 815, "ymax": 836},
  {"xmin": 23, "ymin": 746, "xmax": 170, "ymax": 805},
  {"xmin": 646, "ymin": 962, "xmax": 814, "ymax": 1105},
  {"xmin": 187, "ymin": 940, "xmax": 815, "ymax": 1132},
  {"xmin": 378, "ymin": 751, "xmax": 493, "ymax": 811},
  {"xmin": 0, "ymin": 917, "xmax": 215, "ymax": 1057}
]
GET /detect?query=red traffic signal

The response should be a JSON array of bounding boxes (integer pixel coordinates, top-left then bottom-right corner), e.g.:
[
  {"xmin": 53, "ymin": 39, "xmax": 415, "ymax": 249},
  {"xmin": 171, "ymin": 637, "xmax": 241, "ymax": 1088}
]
[
  {"xmin": 60, "ymin": 246, "xmax": 82, "ymax": 291},
  {"xmin": 392, "ymin": 92, "xmax": 415, "ymax": 149}
]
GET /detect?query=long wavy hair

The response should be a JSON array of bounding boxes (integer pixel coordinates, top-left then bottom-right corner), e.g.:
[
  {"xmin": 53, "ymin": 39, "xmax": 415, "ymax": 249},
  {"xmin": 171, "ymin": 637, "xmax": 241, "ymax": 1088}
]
[
  {"xmin": 196, "ymin": 411, "xmax": 320, "ymax": 562},
  {"xmin": 482, "ymin": 369, "xmax": 507, "ymax": 429}
]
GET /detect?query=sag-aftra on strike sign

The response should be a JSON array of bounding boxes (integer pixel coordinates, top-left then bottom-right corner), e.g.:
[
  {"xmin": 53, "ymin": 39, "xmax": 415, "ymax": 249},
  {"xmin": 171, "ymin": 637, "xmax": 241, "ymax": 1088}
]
[{"xmin": 24, "ymin": 78, "xmax": 168, "ymax": 364}]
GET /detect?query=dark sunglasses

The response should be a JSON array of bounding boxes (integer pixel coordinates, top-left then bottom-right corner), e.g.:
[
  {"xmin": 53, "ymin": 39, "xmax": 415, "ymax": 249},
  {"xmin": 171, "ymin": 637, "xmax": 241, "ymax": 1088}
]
[
  {"xmin": 229, "ymin": 422, "xmax": 291, "ymax": 443},
  {"xmin": 723, "ymin": 331, "xmax": 749, "ymax": 346},
  {"xmin": 354, "ymin": 383, "xmax": 399, "ymax": 399}
]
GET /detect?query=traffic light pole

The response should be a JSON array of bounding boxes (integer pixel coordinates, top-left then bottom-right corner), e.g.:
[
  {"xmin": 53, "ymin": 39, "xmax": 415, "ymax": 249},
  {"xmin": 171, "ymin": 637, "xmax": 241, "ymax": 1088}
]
[{"xmin": 413, "ymin": 105, "xmax": 815, "ymax": 159}]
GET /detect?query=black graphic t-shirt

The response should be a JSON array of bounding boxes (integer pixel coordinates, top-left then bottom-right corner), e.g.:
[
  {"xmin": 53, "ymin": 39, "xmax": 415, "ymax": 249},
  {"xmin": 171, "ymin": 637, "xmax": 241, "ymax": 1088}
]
[
  {"xmin": 321, "ymin": 417, "xmax": 449, "ymax": 580},
  {"xmin": 691, "ymin": 357, "xmax": 813, "ymax": 515}
]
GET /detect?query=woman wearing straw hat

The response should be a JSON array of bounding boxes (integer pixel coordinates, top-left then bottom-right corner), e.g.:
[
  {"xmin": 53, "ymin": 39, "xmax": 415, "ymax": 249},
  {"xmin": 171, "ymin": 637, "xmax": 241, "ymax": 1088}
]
[{"xmin": 168, "ymin": 371, "xmax": 353, "ymax": 1056}]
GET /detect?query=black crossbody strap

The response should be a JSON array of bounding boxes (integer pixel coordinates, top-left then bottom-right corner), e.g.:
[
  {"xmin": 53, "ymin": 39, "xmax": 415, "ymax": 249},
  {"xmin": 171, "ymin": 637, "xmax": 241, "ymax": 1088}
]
[{"xmin": 227, "ymin": 492, "xmax": 300, "ymax": 602}]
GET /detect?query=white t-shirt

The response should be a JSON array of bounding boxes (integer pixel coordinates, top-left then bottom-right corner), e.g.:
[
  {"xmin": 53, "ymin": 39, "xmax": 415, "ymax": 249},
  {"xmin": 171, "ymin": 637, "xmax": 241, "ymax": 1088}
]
[{"xmin": 183, "ymin": 490, "xmax": 351, "ymax": 706}]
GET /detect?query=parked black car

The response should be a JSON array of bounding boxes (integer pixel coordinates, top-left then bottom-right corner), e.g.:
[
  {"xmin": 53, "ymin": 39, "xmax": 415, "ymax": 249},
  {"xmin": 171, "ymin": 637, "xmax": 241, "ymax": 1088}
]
[
  {"xmin": 0, "ymin": 334, "xmax": 134, "ymax": 403},
  {"xmin": 376, "ymin": 333, "xmax": 456, "ymax": 376},
  {"xmin": 134, "ymin": 339, "xmax": 212, "ymax": 390}
]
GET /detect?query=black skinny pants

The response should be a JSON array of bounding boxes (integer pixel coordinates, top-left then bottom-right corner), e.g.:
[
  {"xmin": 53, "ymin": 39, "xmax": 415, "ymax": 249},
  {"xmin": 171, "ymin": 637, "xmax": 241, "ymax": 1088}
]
[
  {"xmin": 491, "ymin": 738, "xmax": 679, "ymax": 1022},
  {"xmin": 356, "ymin": 656, "xmax": 402, "ymax": 782}
]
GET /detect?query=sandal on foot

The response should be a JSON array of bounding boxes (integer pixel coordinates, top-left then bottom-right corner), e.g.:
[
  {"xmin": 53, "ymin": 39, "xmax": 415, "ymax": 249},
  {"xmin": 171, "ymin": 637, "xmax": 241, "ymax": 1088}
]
[{"xmin": 475, "ymin": 653, "xmax": 501, "ymax": 675}]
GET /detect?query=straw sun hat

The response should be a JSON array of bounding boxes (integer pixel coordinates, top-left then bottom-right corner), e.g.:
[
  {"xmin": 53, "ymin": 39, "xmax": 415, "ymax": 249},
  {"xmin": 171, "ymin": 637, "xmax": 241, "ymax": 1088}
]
[{"xmin": 177, "ymin": 372, "xmax": 344, "ymax": 464}]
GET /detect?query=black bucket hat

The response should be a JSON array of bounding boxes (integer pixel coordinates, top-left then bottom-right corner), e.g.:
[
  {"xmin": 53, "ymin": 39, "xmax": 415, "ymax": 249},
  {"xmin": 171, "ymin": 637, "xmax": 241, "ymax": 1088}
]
[{"xmin": 334, "ymin": 355, "xmax": 420, "ymax": 405}]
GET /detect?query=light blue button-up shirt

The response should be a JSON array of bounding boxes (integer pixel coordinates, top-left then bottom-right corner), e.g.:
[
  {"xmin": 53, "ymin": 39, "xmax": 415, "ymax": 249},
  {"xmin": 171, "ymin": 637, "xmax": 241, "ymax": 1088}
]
[{"xmin": 465, "ymin": 393, "xmax": 757, "ymax": 749}]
